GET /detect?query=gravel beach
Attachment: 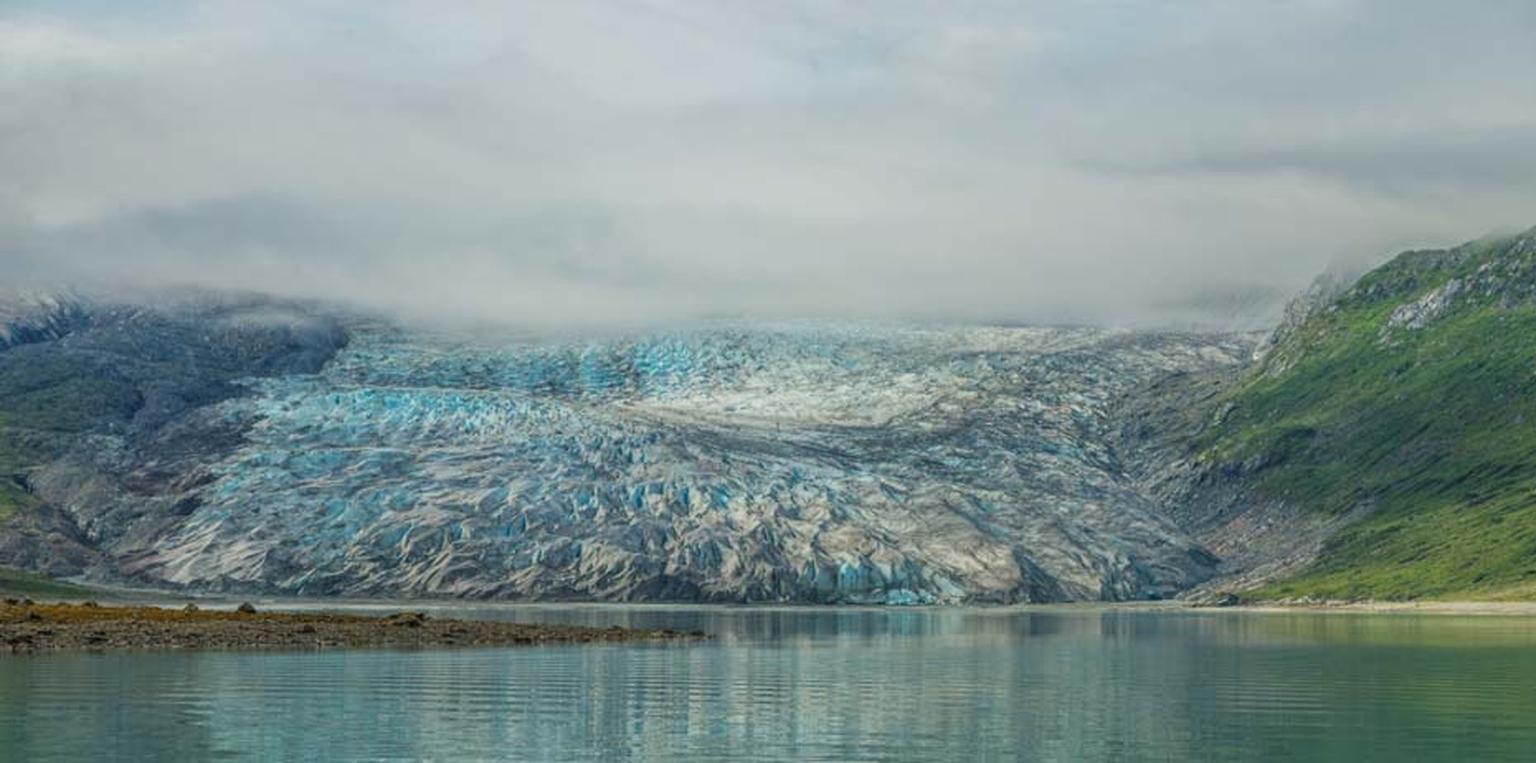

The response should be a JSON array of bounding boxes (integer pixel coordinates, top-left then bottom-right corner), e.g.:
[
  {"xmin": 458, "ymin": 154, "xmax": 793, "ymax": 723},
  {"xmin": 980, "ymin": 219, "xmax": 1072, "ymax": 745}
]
[{"xmin": 0, "ymin": 600, "xmax": 707, "ymax": 654}]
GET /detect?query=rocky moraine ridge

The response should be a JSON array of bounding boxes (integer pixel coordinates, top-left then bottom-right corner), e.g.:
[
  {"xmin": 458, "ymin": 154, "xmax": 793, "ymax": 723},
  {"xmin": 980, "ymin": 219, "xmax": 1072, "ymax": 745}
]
[{"xmin": 0, "ymin": 290, "xmax": 1258, "ymax": 604}]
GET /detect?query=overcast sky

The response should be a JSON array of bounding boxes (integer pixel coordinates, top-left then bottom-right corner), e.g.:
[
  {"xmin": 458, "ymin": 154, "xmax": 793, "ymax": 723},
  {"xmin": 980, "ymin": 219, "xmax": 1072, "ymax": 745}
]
[{"xmin": 3, "ymin": 1, "xmax": 1534, "ymax": 330}]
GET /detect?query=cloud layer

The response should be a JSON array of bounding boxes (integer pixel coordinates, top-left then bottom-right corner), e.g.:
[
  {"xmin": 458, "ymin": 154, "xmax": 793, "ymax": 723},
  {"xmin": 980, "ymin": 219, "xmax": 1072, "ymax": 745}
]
[{"xmin": 3, "ymin": 1, "xmax": 1535, "ymax": 330}]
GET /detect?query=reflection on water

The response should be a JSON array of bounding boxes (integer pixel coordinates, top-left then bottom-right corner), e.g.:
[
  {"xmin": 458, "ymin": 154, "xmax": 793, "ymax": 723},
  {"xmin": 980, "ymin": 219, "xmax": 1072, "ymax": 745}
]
[{"xmin": 3, "ymin": 607, "xmax": 1535, "ymax": 761}]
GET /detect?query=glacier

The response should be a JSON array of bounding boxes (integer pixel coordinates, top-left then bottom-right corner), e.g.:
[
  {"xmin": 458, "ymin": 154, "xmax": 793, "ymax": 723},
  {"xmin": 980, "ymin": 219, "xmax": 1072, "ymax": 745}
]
[{"xmin": 1, "ymin": 297, "xmax": 1255, "ymax": 603}]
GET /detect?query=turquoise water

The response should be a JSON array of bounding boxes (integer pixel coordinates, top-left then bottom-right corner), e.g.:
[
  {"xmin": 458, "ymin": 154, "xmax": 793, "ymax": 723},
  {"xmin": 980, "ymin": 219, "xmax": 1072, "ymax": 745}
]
[{"xmin": 2, "ymin": 606, "xmax": 1535, "ymax": 761}]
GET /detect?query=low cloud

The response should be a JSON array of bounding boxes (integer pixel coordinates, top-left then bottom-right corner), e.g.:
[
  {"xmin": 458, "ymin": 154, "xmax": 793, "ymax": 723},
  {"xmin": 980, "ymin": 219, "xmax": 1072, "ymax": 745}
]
[{"xmin": 3, "ymin": 1, "xmax": 1535, "ymax": 330}]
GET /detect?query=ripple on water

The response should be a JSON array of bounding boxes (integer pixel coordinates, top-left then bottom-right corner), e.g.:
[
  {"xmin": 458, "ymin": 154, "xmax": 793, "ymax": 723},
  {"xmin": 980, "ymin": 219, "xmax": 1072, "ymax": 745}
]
[{"xmin": 3, "ymin": 609, "xmax": 1536, "ymax": 762}]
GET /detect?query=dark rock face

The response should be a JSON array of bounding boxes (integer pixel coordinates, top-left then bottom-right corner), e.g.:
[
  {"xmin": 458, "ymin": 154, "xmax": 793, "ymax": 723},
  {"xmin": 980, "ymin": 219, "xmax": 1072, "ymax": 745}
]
[
  {"xmin": 1112, "ymin": 361, "xmax": 1344, "ymax": 592},
  {"xmin": 1112, "ymin": 336, "xmax": 1381, "ymax": 596},
  {"xmin": 0, "ymin": 294, "xmax": 95, "ymax": 351},
  {"xmin": 1, "ymin": 292, "xmax": 1256, "ymax": 604}
]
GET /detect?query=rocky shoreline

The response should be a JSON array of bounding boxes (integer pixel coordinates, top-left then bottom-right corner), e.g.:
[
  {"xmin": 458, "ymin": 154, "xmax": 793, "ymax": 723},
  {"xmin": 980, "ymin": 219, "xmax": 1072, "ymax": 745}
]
[{"xmin": 1, "ymin": 600, "xmax": 708, "ymax": 654}]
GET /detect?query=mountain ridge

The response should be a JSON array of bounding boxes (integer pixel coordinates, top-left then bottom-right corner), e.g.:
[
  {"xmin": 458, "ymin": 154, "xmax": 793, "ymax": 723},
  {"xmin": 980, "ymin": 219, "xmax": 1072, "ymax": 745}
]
[
  {"xmin": 5, "ymin": 226, "xmax": 1536, "ymax": 603},
  {"xmin": 1120, "ymin": 225, "xmax": 1536, "ymax": 600}
]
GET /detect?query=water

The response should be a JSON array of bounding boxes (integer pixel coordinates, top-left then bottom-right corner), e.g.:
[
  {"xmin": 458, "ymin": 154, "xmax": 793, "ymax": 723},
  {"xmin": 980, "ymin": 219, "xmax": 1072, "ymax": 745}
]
[{"xmin": 3, "ymin": 606, "xmax": 1535, "ymax": 762}]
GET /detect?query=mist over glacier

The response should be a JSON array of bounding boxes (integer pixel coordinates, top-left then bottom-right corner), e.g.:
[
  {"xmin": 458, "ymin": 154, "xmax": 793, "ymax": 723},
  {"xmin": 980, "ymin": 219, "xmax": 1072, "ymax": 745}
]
[
  {"xmin": 3, "ymin": 1, "xmax": 1536, "ymax": 603},
  {"xmin": 4, "ymin": 2, "xmax": 1536, "ymax": 330}
]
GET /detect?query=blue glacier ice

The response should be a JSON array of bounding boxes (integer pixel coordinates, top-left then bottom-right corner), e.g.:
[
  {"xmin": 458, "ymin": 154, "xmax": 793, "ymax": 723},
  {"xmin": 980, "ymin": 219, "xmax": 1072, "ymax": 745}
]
[
  {"xmin": 1, "ymin": 296, "xmax": 1256, "ymax": 603},
  {"xmin": 108, "ymin": 322, "xmax": 1253, "ymax": 602}
]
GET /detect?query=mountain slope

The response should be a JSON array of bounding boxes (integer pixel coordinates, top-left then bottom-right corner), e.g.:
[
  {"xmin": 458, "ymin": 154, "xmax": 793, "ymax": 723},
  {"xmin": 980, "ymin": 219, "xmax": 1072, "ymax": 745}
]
[
  {"xmin": 0, "ymin": 296, "xmax": 1253, "ymax": 603},
  {"xmin": 1128, "ymin": 227, "xmax": 1536, "ymax": 600},
  {"xmin": 0, "ymin": 292, "xmax": 349, "ymax": 576},
  {"xmin": 19, "ymin": 226, "xmax": 1534, "ymax": 605}
]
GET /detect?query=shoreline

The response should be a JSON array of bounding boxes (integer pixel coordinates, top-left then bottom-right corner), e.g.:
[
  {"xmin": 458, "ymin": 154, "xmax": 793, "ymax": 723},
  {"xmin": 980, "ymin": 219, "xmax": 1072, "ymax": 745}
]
[
  {"xmin": 9, "ymin": 569, "xmax": 1536, "ymax": 623},
  {"xmin": 1, "ymin": 600, "xmax": 708, "ymax": 655},
  {"xmin": 1201, "ymin": 600, "xmax": 1536, "ymax": 616}
]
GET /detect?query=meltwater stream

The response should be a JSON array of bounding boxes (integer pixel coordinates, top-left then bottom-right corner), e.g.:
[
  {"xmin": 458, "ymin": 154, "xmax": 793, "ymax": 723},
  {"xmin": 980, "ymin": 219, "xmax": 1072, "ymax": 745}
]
[{"xmin": 2, "ymin": 606, "xmax": 1535, "ymax": 762}]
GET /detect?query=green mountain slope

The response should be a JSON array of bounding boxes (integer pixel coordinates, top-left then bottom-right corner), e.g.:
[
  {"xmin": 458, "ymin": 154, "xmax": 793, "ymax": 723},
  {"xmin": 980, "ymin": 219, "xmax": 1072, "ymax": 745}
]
[
  {"xmin": 0, "ymin": 566, "xmax": 96, "ymax": 598},
  {"xmin": 1198, "ymin": 227, "xmax": 1536, "ymax": 600}
]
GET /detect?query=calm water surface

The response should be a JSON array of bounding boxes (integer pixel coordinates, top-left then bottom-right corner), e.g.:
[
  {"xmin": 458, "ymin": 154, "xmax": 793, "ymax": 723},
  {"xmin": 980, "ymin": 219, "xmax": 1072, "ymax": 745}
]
[{"xmin": 2, "ymin": 605, "xmax": 1535, "ymax": 761}]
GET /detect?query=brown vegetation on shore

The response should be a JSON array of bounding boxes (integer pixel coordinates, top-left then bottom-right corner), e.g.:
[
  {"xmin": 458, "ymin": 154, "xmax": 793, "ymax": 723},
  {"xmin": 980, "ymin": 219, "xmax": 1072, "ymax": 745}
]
[{"xmin": 1, "ymin": 600, "xmax": 707, "ymax": 654}]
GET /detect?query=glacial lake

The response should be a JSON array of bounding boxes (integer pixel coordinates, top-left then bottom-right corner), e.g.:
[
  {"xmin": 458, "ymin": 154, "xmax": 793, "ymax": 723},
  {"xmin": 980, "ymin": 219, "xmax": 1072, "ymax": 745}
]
[{"xmin": 2, "ymin": 605, "xmax": 1535, "ymax": 761}]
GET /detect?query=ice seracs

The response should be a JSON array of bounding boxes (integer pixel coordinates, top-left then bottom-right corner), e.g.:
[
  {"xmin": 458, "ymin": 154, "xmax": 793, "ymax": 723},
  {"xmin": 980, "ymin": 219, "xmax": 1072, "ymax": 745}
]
[{"xmin": 0, "ymin": 297, "xmax": 1256, "ymax": 603}]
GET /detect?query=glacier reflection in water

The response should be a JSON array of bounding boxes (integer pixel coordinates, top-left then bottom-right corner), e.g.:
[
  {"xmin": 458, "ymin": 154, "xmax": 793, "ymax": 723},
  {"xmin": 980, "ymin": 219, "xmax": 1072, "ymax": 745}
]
[{"xmin": 3, "ymin": 607, "xmax": 1536, "ymax": 761}]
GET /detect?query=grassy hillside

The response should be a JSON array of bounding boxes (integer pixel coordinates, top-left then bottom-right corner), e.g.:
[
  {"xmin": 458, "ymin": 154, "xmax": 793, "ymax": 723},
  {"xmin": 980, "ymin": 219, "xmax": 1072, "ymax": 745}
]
[
  {"xmin": 1198, "ymin": 229, "xmax": 1536, "ymax": 600},
  {"xmin": 0, "ymin": 567, "xmax": 96, "ymax": 598}
]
